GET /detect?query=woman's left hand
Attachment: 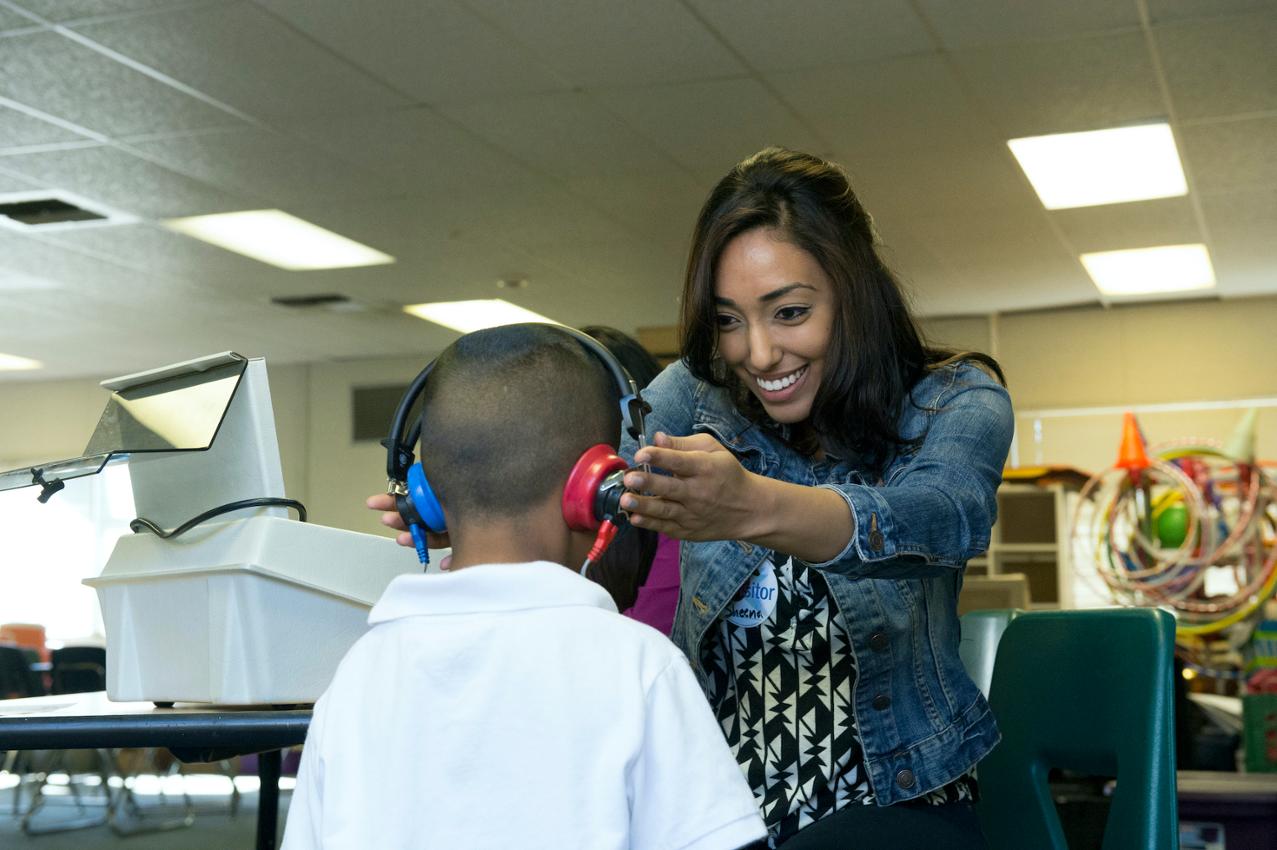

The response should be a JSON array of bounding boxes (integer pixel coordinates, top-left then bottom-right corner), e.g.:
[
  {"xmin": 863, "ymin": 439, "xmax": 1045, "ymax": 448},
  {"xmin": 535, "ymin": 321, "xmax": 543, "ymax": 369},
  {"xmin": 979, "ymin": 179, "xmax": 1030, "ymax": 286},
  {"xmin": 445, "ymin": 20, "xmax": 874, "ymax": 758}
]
[{"xmin": 621, "ymin": 432, "xmax": 764, "ymax": 542}]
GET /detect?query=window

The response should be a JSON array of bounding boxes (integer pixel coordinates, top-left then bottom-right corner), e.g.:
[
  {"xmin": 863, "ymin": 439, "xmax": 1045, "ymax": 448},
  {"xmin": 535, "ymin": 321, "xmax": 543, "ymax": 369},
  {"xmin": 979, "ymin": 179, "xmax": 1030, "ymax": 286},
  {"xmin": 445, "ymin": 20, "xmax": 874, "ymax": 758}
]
[{"xmin": 0, "ymin": 463, "xmax": 134, "ymax": 641}]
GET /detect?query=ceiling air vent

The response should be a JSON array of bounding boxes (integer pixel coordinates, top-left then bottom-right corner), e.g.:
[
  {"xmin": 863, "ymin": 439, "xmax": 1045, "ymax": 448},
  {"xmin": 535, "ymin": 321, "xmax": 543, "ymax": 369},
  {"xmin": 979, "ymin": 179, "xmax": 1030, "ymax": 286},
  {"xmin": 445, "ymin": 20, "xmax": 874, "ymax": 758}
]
[
  {"xmin": 0, "ymin": 191, "xmax": 134, "ymax": 232},
  {"xmin": 0, "ymin": 198, "xmax": 105, "ymax": 226},
  {"xmin": 271, "ymin": 293, "xmax": 352, "ymax": 308}
]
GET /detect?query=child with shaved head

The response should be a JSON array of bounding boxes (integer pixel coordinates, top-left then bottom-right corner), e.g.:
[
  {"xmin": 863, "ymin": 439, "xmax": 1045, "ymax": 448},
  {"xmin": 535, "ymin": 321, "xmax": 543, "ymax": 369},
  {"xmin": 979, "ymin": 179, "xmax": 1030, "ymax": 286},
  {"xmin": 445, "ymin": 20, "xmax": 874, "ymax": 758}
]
[{"xmin": 283, "ymin": 324, "xmax": 765, "ymax": 850}]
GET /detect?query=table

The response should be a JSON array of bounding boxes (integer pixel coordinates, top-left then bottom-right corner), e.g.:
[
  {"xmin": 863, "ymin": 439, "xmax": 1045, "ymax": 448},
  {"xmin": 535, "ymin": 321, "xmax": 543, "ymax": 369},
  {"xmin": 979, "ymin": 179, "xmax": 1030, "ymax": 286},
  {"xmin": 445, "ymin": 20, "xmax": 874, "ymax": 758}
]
[
  {"xmin": 1178, "ymin": 770, "xmax": 1277, "ymax": 849},
  {"xmin": 0, "ymin": 691, "xmax": 310, "ymax": 850}
]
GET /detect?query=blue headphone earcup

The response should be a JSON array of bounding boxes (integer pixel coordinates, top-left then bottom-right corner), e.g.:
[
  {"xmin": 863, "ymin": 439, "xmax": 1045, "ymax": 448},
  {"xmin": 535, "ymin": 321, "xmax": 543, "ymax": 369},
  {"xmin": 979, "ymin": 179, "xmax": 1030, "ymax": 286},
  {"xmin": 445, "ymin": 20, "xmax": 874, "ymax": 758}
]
[{"xmin": 407, "ymin": 462, "xmax": 447, "ymax": 533}]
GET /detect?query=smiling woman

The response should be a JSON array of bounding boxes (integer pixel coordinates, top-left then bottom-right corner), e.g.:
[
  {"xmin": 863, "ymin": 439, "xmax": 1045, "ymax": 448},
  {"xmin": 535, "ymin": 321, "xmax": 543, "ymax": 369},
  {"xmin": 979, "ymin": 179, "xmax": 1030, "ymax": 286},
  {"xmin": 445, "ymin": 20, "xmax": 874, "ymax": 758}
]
[
  {"xmin": 618, "ymin": 148, "xmax": 1014, "ymax": 850},
  {"xmin": 711, "ymin": 231, "xmax": 835, "ymax": 426}
]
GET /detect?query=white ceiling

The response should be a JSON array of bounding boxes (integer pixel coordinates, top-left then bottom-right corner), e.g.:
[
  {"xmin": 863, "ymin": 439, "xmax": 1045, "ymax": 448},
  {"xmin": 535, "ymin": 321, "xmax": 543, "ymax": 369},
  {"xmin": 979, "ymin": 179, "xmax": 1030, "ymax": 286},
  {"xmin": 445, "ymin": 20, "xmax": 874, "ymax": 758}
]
[{"xmin": 0, "ymin": 0, "xmax": 1274, "ymax": 380}]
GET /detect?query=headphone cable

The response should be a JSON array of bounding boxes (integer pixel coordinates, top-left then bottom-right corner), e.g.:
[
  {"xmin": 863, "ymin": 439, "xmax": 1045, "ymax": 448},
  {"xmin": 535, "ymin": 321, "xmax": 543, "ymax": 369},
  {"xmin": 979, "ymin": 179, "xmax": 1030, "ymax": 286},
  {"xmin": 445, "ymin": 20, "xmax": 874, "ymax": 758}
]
[{"xmin": 130, "ymin": 498, "xmax": 307, "ymax": 539}]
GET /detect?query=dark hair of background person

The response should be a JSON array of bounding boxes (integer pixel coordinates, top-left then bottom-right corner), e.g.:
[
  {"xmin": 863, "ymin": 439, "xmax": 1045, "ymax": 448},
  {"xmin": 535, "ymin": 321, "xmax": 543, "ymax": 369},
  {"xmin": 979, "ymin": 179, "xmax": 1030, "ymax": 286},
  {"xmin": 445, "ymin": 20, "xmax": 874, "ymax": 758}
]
[
  {"xmin": 418, "ymin": 324, "xmax": 620, "ymax": 523},
  {"xmin": 680, "ymin": 147, "xmax": 1005, "ymax": 472},
  {"xmin": 580, "ymin": 326, "xmax": 663, "ymax": 612},
  {"xmin": 581, "ymin": 325, "xmax": 664, "ymax": 389}
]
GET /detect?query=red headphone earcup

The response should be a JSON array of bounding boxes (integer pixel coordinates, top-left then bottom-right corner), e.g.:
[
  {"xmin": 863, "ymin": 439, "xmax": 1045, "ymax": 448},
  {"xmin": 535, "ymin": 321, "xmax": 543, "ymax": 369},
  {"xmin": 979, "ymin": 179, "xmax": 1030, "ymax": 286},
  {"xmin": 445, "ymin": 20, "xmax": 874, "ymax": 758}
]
[{"xmin": 562, "ymin": 444, "xmax": 628, "ymax": 532}]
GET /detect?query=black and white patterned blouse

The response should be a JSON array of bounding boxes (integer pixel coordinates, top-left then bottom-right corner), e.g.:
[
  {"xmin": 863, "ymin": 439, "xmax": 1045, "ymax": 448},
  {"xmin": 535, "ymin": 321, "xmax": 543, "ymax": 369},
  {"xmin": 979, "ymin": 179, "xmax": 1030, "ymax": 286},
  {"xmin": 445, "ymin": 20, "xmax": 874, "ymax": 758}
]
[{"xmin": 704, "ymin": 550, "xmax": 975, "ymax": 846}]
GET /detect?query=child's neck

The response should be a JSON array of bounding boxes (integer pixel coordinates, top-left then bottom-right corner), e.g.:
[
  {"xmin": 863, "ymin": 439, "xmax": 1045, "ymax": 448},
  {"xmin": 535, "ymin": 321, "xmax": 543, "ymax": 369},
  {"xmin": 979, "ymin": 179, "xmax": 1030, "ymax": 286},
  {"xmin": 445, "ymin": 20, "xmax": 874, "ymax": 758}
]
[{"xmin": 445, "ymin": 517, "xmax": 575, "ymax": 572}]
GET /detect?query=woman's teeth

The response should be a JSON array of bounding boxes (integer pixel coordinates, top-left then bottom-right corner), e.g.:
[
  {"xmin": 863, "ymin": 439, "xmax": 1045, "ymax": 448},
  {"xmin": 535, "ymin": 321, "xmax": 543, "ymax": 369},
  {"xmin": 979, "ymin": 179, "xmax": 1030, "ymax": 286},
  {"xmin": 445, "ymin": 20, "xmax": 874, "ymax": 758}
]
[{"xmin": 756, "ymin": 366, "xmax": 807, "ymax": 392}]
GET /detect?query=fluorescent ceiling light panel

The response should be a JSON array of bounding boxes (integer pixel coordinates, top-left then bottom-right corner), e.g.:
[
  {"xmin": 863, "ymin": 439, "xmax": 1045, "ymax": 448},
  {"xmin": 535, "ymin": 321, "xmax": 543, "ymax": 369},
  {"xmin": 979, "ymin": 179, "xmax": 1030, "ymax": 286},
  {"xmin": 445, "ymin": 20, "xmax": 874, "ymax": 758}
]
[
  {"xmin": 0, "ymin": 352, "xmax": 42, "ymax": 371},
  {"xmin": 1080, "ymin": 244, "xmax": 1215, "ymax": 297},
  {"xmin": 402, "ymin": 299, "xmax": 562, "ymax": 333},
  {"xmin": 163, "ymin": 210, "xmax": 395, "ymax": 271},
  {"xmin": 1008, "ymin": 124, "xmax": 1187, "ymax": 209}
]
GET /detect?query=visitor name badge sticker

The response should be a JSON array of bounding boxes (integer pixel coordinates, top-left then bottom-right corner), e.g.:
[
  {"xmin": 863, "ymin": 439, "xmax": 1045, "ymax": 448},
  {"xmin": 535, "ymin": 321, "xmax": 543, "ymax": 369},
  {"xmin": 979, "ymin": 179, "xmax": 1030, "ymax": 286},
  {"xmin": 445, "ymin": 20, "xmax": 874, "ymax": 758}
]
[{"xmin": 726, "ymin": 559, "xmax": 779, "ymax": 627}]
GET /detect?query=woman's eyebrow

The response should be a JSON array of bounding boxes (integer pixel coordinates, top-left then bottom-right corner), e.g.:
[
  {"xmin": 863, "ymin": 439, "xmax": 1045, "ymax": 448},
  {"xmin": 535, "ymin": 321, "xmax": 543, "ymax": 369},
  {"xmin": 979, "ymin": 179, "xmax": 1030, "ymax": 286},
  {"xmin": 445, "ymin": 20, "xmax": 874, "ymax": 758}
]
[{"xmin": 714, "ymin": 282, "xmax": 816, "ymax": 307}]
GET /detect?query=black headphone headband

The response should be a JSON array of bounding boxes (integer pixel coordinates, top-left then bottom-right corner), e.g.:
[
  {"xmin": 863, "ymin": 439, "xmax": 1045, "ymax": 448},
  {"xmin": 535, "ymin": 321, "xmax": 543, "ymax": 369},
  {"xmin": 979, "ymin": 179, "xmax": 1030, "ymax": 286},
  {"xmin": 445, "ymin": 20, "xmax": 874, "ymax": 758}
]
[{"xmin": 383, "ymin": 324, "xmax": 649, "ymax": 486}]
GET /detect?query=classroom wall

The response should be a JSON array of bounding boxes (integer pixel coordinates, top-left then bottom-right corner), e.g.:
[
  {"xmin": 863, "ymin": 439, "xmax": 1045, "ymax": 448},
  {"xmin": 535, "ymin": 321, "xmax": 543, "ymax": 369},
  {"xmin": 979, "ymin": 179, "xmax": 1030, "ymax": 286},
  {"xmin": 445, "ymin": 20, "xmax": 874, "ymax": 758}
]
[
  {"xmin": 921, "ymin": 294, "xmax": 1277, "ymax": 473},
  {"xmin": 1, "ymin": 293, "xmax": 1274, "ymax": 546}
]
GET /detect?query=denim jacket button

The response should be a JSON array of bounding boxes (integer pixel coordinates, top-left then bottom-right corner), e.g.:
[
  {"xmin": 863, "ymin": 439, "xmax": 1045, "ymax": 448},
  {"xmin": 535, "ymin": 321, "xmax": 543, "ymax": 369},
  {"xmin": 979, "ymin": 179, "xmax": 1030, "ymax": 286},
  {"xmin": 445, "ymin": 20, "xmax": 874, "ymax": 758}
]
[
  {"xmin": 869, "ymin": 632, "xmax": 889, "ymax": 652},
  {"xmin": 895, "ymin": 769, "xmax": 916, "ymax": 790},
  {"xmin": 869, "ymin": 530, "xmax": 885, "ymax": 552},
  {"xmin": 873, "ymin": 694, "xmax": 891, "ymax": 711}
]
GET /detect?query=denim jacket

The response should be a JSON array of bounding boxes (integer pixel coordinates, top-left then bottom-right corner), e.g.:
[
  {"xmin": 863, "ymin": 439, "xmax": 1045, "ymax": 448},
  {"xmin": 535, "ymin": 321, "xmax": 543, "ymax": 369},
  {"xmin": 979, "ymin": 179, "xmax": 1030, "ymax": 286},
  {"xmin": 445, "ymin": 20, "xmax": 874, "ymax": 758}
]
[{"xmin": 621, "ymin": 359, "xmax": 1014, "ymax": 806}]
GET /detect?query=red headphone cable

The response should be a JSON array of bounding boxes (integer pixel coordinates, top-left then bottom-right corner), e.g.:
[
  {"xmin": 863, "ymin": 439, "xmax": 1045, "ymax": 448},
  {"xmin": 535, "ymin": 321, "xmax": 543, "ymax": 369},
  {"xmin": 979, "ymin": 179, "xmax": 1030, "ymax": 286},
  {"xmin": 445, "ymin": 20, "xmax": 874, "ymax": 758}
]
[{"xmin": 579, "ymin": 518, "xmax": 620, "ymax": 577}]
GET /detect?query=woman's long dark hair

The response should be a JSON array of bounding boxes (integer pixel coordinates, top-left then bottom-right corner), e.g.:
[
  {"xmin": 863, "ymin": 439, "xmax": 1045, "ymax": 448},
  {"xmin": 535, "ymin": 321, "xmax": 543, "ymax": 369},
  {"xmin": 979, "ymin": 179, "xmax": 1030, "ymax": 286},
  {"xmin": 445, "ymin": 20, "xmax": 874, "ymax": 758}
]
[{"xmin": 681, "ymin": 147, "xmax": 1004, "ymax": 471}]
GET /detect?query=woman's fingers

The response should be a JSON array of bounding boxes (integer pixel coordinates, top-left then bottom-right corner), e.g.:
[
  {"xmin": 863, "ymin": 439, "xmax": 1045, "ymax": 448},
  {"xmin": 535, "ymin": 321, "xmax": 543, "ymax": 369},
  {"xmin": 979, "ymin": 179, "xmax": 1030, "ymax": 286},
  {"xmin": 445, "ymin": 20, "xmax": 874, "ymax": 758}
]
[
  {"xmin": 623, "ymin": 467, "xmax": 688, "ymax": 501},
  {"xmin": 367, "ymin": 493, "xmax": 407, "ymax": 530},
  {"xmin": 632, "ymin": 445, "xmax": 707, "ymax": 477},
  {"xmin": 365, "ymin": 493, "xmax": 396, "ymax": 512},
  {"xmin": 651, "ymin": 431, "xmax": 725, "ymax": 453},
  {"xmin": 622, "ymin": 492, "xmax": 680, "ymax": 520}
]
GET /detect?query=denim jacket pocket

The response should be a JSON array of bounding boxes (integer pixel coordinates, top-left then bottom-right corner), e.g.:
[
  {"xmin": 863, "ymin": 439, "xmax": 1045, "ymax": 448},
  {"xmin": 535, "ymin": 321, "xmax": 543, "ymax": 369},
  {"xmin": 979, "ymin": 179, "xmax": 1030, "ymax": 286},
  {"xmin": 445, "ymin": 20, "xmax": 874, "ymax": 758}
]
[{"xmin": 692, "ymin": 422, "xmax": 773, "ymax": 476}]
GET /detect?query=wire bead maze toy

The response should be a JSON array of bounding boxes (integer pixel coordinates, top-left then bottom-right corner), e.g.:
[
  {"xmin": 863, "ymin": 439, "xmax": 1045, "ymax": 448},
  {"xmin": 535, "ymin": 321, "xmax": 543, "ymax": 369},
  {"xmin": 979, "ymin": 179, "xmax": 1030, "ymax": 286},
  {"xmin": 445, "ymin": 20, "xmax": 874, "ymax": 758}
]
[{"xmin": 1070, "ymin": 409, "xmax": 1277, "ymax": 683}]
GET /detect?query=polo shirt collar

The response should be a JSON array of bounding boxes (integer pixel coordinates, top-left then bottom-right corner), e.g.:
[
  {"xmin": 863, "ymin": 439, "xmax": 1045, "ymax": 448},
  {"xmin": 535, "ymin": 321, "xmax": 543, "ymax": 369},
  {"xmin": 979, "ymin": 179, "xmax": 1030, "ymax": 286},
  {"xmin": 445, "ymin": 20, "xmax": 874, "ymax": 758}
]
[{"xmin": 369, "ymin": 561, "xmax": 618, "ymax": 624}]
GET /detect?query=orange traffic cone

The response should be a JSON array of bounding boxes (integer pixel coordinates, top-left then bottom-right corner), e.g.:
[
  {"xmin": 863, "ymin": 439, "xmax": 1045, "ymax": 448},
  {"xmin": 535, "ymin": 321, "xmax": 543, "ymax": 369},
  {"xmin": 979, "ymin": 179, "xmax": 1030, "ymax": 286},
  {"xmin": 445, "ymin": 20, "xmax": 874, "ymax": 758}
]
[{"xmin": 1116, "ymin": 411, "xmax": 1149, "ymax": 481}]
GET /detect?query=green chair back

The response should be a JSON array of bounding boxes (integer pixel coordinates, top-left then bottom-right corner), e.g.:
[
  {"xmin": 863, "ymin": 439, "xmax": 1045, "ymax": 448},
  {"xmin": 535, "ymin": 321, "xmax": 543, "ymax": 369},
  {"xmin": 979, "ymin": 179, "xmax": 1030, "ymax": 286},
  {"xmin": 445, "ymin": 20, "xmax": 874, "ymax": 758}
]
[
  {"xmin": 959, "ymin": 609, "xmax": 1022, "ymax": 698},
  {"xmin": 978, "ymin": 608, "xmax": 1178, "ymax": 850}
]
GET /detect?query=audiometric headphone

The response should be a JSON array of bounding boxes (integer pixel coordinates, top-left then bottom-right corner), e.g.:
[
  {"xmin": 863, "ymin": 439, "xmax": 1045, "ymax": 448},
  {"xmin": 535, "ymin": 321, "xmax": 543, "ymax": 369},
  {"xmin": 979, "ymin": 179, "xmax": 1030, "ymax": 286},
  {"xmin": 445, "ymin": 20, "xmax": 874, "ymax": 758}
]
[{"xmin": 381, "ymin": 324, "xmax": 651, "ymax": 568}]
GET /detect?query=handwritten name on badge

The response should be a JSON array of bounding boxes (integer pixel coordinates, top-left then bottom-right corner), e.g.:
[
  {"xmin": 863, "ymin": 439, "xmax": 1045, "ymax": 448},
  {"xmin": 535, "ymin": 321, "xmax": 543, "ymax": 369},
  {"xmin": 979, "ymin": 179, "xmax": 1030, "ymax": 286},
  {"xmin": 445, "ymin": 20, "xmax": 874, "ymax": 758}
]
[{"xmin": 726, "ymin": 559, "xmax": 778, "ymax": 627}]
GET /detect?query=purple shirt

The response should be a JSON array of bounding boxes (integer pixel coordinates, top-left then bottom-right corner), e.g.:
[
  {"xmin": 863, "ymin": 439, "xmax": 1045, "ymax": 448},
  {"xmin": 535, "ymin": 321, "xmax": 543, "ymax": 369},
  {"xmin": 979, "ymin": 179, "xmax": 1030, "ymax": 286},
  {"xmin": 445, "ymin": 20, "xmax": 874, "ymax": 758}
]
[{"xmin": 623, "ymin": 534, "xmax": 680, "ymax": 636}]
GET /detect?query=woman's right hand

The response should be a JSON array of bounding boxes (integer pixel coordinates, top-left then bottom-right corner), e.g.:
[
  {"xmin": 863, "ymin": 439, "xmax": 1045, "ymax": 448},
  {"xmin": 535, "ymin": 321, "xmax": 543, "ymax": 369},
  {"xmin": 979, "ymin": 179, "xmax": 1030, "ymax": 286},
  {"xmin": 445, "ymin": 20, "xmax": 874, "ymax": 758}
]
[{"xmin": 365, "ymin": 493, "xmax": 451, "ymax": 552}]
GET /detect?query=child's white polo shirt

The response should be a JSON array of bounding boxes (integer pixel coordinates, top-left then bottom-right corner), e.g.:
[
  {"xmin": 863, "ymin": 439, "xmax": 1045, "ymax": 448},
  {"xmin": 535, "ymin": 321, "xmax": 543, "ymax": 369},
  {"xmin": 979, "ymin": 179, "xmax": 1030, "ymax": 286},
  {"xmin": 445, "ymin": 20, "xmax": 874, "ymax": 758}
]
[{"xmin": 283, "ymin": 560, "xmax": 766, "ymax": 850}]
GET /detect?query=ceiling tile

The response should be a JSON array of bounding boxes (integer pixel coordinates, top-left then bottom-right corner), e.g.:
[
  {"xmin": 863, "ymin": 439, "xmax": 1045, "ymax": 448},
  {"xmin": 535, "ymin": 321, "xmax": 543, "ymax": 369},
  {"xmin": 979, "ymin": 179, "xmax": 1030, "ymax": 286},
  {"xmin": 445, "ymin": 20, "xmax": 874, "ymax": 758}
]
[
  {"xmin": 0, "ymin": 9, "xmax": 39, "ymax": 31},
  {"xmin": 8, "ymin": 0, "xmax": 226, "ymax": 23},
  {"xmin": 253, "ymin": 0, "xmax": 568, "ymax": 104},
  {"xmin": 474, "ymin": 188, "xmax": 639, "ymax": 256},
  {"xmin": 1049, "ymin": 196, "xmax": 1204, "ymax": 254},
  {"xmin": 280, "ymin": 194, "xmax": 504, "ymax": 267},
  {"xmin": 686, "ymin": 0, "xmax": 932, "ymax": 71},
  {"xmin": 907, "ymin": 209, "xmax": 1097, "ymax": 313},
  {"xmin": 0, "ymin": 30, "xmax": 244, "ymax": 138},
  {"xmin": 0, "ymin": 105, "xmax": 89, "ymax": 149},
  {"xmin": 1156, "ymin": 12, "xmax": 1277, "ymax": 122},
  {"xmin": 560, "ymin": 170, "xmax": 705, "ymax": 244},
  {"xmin": 0, "ymin": 227, "xmax": 168, "ymax": 298},
  {"xmin": 767, "ymin": 54, "xmax": 989, "ymax": 156},
  {"xmin": 834, "ymin": 141, "xmax": 1039, "ymax": 220},
  {"xmin": 0, "ymin": 143, "xmax": 251, "ymax": 218},
  {"xmin": 285, "ymin": 107, "xmax": 544, "ymax": 197},
  {"xmin": 1147, "ymin": 0, "xmax": 1277, "ymax": 24},
  {"xmin": 274, "ymin": 195, "xmax": 589, "ymax": 305},
  {"xmin": 441, "ymin": 91, "xmax": 675, "ymax": 180},
  {"xmin": 599, "ymin": 77, "xmax": 821, "ymax": 181},
  {"xmin": 868, "ymin": 217, "xmax": 965, "ymax": 316},
  {"xmin": 126, "ymin": 127, "xmax": 405, "ymax": 205},
  {"xmin": 71, "ymin": 2, "xmax": 410, "ymax": 122},
  {"xmin": 464, "ymin": 0, "xmax": 745, "ymax": 88},
  {"xmin": 1200, "ymin": 188, "xmax": 1277, "ymax": 297},
  {"xmin": 511, "ymin": 241, "xmax": 683, "ymax": 330},
  {"xmin": 949, "ymin": 31, "xmax": 1165, "ymax": 138},
  {"xmin": 0, "ymin": 170, "xmax": 38, "ymax": 192},
  {"xmin": 33, "ymin": 221, "xmax": 283, "ymax": 292},
  {"xmin": 915, "ymin": 0, "xmax": 1140, "ymax": 49},
  {"xmin": 1180, "ymin": 115, "xmax": 1277, "ymax": 196}
]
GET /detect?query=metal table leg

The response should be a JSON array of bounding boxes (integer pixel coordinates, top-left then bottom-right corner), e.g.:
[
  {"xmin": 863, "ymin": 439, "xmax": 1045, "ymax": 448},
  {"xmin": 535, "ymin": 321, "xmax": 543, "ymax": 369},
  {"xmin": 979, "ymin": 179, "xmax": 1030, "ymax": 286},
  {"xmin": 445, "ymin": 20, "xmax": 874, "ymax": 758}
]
[{"xmin": 255, "ymin": 749, "xmax": 281, "ymax": 850}]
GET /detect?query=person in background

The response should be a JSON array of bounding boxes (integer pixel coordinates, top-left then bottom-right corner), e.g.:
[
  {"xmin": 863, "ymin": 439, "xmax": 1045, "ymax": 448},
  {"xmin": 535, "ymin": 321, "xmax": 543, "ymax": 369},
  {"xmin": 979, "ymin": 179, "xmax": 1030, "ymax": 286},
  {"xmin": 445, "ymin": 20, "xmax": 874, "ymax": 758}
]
[
  {"xmin": 616, "ymin": 148, "xmax": 1013, "ymax": 849},
  {"xmin": 581, "ymin": 325, "xmax": 680, "ymax": 636},
  {"xmin": 291, "ymin": 324, "xmax": 766, "ymax": 850}
]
